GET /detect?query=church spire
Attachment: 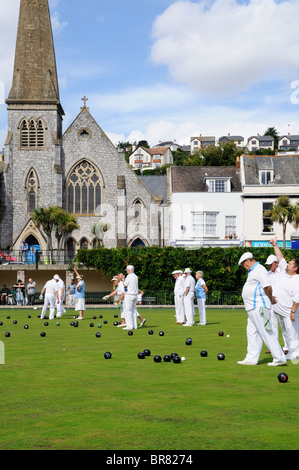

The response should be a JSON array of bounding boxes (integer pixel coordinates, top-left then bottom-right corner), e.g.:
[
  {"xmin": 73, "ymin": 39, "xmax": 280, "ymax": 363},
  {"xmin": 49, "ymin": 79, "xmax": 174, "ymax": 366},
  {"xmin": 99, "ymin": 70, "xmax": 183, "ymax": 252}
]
[{"xmin": 6, "ymin": 0, "xmax": 64, "ymax": 115}]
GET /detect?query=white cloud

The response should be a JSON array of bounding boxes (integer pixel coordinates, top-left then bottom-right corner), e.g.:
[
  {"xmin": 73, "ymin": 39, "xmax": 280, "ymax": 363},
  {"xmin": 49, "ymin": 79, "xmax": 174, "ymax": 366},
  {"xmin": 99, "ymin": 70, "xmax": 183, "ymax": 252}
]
[
  {"xmin": 89, "ymin": 83, "xmax": 194, "ymax": 114},
  {"xmin": 150, "ymin": 0, "xmax": 299, "ymax": 97}
]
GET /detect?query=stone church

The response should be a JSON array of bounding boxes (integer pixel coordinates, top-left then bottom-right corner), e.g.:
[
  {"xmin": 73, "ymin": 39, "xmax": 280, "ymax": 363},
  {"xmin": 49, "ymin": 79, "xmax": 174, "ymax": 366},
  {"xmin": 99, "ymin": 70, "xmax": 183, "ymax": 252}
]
[{"xmin": 0, "ymin": 0, "xmax": 169, "ymax": 259}]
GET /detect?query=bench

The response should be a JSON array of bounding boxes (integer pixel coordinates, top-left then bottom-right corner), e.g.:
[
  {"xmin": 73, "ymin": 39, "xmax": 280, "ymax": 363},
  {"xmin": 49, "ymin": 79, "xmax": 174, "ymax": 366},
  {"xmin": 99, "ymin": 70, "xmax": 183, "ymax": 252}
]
[{"xmin": 143, "ymin": 297, "xmax": 156, "ymax": 305}]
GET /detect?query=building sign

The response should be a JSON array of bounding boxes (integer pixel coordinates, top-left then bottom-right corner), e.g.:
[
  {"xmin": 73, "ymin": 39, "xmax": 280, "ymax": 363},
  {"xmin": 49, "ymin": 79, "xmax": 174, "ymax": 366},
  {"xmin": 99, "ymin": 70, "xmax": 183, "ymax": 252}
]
[{"xmin": 250, "ymin": 241, "xmax": 291, "ymax": 249}]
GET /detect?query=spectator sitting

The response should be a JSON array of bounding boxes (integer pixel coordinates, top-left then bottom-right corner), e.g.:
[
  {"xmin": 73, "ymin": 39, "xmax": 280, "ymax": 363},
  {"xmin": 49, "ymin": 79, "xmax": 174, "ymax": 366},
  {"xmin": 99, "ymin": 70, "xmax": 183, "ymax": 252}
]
[{"xmin": 1, "ymin": 285, "xmax": 11, "ymax": 305}]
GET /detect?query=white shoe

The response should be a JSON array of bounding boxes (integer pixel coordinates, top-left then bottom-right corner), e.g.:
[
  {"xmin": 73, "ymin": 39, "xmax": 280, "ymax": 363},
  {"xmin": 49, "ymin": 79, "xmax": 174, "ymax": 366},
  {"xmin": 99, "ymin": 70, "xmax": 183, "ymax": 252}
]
[
  {"xmin": 197, "ymin": 322, "xmax": 206, "ymax": 326},
  {"xmin": 237, "ymin": 360, "xmax": 257, "ymax": 365},
  {"xmin": 139, "ymin": 319, "xmax": 146, "ymax": 328},
  {"xmin": 122, "ymin": 326, "xmax": 133, "ymax": 330},
  {"xmin": 267, "ymin": 360, "xmax": 287, "ymax": 366},
  {"xmin": 183, "ymin": 323, "xmax": 192, "ymax": 326},
  {"xmin": 117, "ymin": 323, "xmax": 126, "ymax": 328}
]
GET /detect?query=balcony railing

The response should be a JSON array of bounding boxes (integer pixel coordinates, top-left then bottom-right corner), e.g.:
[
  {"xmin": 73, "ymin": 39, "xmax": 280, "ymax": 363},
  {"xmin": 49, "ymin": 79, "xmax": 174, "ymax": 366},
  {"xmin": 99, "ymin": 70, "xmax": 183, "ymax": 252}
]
[{"xmin": 0, "ymin": 249, "xmax": 76, "ymax": 266}]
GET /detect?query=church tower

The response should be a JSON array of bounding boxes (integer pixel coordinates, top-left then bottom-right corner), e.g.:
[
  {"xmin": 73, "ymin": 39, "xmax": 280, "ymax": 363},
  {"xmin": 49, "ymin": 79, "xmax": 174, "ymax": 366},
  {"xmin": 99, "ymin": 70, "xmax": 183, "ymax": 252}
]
[{"xmin": 1, "ymin": 0, "xmax": 64, "ymax": 248}]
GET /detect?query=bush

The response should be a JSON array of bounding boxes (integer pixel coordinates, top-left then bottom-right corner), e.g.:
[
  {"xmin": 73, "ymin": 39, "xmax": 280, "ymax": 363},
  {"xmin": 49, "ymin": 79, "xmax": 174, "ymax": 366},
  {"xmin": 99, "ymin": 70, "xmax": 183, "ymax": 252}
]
[{"xmin": 75, "ymin": 246, "xmax": 299, "ymax": 293}]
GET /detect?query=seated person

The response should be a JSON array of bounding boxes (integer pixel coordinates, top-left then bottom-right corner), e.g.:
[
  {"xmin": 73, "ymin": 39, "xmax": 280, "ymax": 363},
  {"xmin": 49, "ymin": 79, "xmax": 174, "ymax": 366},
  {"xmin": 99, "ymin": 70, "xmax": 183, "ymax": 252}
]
[{"xmin": 1, "ymin": 285, "xmax": 11, "ymax": 305}]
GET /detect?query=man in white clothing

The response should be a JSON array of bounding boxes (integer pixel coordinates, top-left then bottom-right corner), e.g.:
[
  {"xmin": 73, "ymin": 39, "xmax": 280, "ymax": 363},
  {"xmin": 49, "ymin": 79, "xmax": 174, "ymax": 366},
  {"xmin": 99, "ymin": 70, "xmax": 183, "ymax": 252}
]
[
  {"xmin": 265, "ymin": 254, "xmax": 288, "ymax": 354},
  {"xmin": 269, "ymin": 237, "xmax": 299, "ymax": 361},
  {"xmin": 122, "ymin": 266, "xmax": 139, "ymax": 330},
  {"xmin": 238, "ymin": 252, "xmax": 286, "ymax": 366},
  {"xmin": 183, "ymin": 268, "xmax": 195, "ymax": 326},
  {"xmin": 40, "ymin": 275, "xmax": 60, "ymax": 320},
  {"xmin": 172, "ymin": 270, "xmax": 185, "ymax": 324},
  {"xmin": 56, "ymin": 276, "xmax": 66, "ymax": 318}
]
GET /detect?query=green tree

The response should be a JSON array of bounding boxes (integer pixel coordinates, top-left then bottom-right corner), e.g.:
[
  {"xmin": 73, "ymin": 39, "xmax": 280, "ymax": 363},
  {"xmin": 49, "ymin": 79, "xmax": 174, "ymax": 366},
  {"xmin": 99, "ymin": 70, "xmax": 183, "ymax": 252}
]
[
  {"xmin": 183, "ymin": 141, "xmax": 244, "ymax": 167},
  {"xmin": 264, "ymin": 126, "xmax": 279, "ymax": 150},
  {"xmin": 33, "ymin": 206, "xmax": 79, "ymax": 255},
  {"xmin": 32, "ymin": 206, "xmax": 59, "ymax": 252},
  {"xmin": 264, "ymin": 196, "xmax": 299, "ymax": 248},
  {"xmin": 54, "ymin": 209, "xmax": 79, "ymax": 255}
]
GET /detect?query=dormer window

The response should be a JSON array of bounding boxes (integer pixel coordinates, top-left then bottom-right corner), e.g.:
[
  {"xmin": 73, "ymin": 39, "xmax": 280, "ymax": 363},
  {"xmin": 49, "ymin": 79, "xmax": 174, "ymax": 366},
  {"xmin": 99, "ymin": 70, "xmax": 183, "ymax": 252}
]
[
  {"xmin": 206, "ymin": 178, "xmax": 231, "ymax": 193},
  {"xmin": 259, "ymin": 170, "xmax": 274, "ymax": 185}
]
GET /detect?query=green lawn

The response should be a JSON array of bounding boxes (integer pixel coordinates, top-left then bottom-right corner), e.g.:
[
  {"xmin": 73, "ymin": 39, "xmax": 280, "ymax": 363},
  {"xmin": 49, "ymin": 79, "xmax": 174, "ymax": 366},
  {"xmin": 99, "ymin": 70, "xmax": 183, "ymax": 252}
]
[{"xmin": 0, "ymin": 306, "xmax": 298, "ymax": 450}]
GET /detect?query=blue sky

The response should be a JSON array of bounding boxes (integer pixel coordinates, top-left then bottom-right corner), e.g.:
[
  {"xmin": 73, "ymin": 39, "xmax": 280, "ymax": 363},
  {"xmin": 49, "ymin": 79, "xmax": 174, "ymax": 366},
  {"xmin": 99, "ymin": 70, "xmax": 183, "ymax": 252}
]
[{"xmin": 1, "ymin": 0, "xmax": 299, "ymax": 148}]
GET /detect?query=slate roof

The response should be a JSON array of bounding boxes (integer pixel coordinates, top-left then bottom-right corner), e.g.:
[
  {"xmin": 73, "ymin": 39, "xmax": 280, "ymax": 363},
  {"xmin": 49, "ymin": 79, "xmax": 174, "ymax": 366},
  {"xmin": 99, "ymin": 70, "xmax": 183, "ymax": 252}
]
[
  {"xmin": 242, "ymin": 154, "xmax": 299, "ymax": 185},
  {"xmin": 139, "ymin": 175, "xmax": 168, "ymax": 204},
  {"xmin": 248, "ymin": 136, "xmax": 274, "ymax": 142},
  {"xmin": 171, "ymin": 166, "xmax": 242, "ymax": 193}
]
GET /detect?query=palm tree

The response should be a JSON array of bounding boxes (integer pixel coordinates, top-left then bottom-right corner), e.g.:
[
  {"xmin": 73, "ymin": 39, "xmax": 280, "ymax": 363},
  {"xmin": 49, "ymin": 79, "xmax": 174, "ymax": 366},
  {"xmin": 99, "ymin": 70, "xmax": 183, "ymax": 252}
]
[
  {"xmin": 33, "ymin": 206, "xmax": 79, "ymax": 261},
  {"xmin": 264, "ymin": 196, "xmax": 298, "ymax": 248},
  {"xmin": 54, "ymin": 209, "xmax": 79, "ymax": 259},
  {"xmin": 32, "ymin": 206, "xmax": 59, "ymax": 253},
  {"xmin": 91, "ymin": 221, "xmax": 110, "ymax": 248}
]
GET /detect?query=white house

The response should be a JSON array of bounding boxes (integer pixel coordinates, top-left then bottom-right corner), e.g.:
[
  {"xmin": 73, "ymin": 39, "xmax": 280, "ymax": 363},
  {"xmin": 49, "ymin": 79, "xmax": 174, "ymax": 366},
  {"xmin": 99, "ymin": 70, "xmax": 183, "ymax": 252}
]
[
  {"xmin": 152, "ymin": 141, "xmax": 181, "ymax": 152},
  {"xmin": 190, "ymin": 136, "xmax": 216, "ymax": 154},
  {"xmin": 167, "ymin": 164, "xmax": 243, "ymax": 248},
  {"xmin": 278, "ymin": 135, "xmax": 299, "ymax": 152},
  {"xmin": 218, "ymin": 134, "xmax": 244, "ymax": 148},
  {"xmin": 240, "ymin": 154, "xmax": 299, "ymax": 248},
  {"xmin": 247, "ymin": 135, "xmax": 274, "ymax": 152},
  {"xmin": 129, "ymin": 146, "xmax": 173, "ymax": 170}
]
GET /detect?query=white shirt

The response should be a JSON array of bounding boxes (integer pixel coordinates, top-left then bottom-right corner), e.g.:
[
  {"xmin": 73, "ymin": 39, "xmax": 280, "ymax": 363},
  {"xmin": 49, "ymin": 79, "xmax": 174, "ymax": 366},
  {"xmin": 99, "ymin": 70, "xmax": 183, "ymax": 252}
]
[
  {"xmin": 174, "ymin": 275, "xmax": 185, "ymax": 296},
  {"xmin": 267, "ymin": 266, "xmax": 281, "ymax": 296},
  {"xmin": 116, "ymin": 280, "xmax": 125, "ymax": 302},
  {"xmin": 44, "ymin": 279, "xmax": 59, "ymax": 296},
  {"xmin": 273, "ymin": 259, "xmax": 299, "ymax": 317},
  {"xmin": 58, "ymin": 279, "xmax": 65, "ymax": 299},
  {"xmin": 185, "ymin": 275, "xmax": 195, "ymax": 294},
  {"xmin": 124, "ymin": 272, "xmax": 138, "ymax": 296},
  {"xmin": 242, "ymin": 263, "xmax": 271, "ymax": 311}
]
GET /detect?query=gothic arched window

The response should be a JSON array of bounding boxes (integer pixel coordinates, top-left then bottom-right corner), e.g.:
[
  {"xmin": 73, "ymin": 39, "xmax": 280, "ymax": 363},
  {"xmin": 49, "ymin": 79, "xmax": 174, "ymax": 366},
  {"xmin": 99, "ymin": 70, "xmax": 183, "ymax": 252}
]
[
  {"xmin": 133, "ymin": 199, "xmax": 144, "ymax": 224},
  {"xmin": 20, "ymin": 118, "xmax": 46, "ymax": 149},
  {"xmin": 67, "ymin": 160, "xmax": 103, "ymax": 215},
  {"xmin": 26, "ymin": 169, "xmax": 38, "ymax": 213}
]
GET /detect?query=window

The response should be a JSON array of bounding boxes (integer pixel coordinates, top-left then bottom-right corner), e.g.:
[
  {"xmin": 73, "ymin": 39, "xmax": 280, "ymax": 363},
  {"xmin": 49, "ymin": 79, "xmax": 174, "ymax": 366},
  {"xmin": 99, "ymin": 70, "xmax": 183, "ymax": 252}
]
[
  {"xmin": 262, "ymin": 202, "xmax": 273, "ymax": 233},
  {"xmin": 133, "ymin": 199, "xmax": 144, "ymax": 224},
  {"xmin": 259, "ymin": 170, "xmax": 274, "ymax": 185},
  {"xmin": 26, "ymin": 169, "xmax": 38, "ymax": 213},
  {"xmin": 225, "ymin": 216, "xmax": 236, "ymax": 237},
  {"xmin": 207, "ymin": 179, "xmax": 230, "ymax": 192},
  {"xmin": 67, "ymin": 160, "xmax": 102, "ymax": 215},
  {"xmin": 78, "ymin": 128, "xmax": 91, "ymax": 141},
  {"xmin": 192, "ymin": 212, "xmax": 218, "ymax": 237},
  {"xmin": 20, "ymin": 118, "xmax": 46, "ymax": 149}
]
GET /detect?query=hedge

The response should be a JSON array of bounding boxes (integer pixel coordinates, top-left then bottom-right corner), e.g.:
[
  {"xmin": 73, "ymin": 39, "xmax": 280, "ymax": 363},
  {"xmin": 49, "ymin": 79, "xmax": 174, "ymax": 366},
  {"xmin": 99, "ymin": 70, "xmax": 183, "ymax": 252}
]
[{"xmin": 75, "ymin": 246, "xmax": 299, "ymax": 293}]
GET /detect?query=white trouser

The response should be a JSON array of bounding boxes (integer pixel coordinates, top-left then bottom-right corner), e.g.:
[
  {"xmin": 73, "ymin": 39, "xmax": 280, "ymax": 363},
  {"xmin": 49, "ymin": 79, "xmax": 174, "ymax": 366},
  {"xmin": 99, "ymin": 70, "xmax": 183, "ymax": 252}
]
[
  {"xmin": 175, "ymin": 294, "xmax": 185, "ymax": 322},
  {"xmin": 197, "ymin": 298, "xmax": 206, "ymax": 324},
  {"xmin": 275, "ymin": 312, "xmax": 299, "ymax": 360},
  {"xmin": 41, "ymin": 294, "xmax": 57, "ymax": 320},
  {"xmin": 68, "ymin": 294, "xmax": 76, "ymax": 307},
  {"xmin": 56, "ymin": 298, "xmax": 66, "ymax": 317},
  {"xmin": 244, "ymin": 307, "xmax": 286, "ymax": 364},
  {"xmin": 123, "ymin": 294, "xmax": 138, "ymax": 329},
  {"xmin": 184, "ymin": 292, "xmax": 195, "ymax": 325},
  {"xmin": 270, "ymin": 309, "xmax": 288, "ymax": 351}
]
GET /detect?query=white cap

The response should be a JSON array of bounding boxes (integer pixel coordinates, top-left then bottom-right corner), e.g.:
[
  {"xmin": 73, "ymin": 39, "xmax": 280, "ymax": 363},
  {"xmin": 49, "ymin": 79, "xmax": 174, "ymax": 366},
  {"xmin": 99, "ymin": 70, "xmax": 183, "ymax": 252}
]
[
  {"xmin": 184, "ymin": 268, "xmax": 192, "ymax": 274},
  {"xmin": 265, "ymin": 254, "xmax": 278, "ymax": 265},
  {"xmin": 238, "ymin": 252, "xmax": 253, "ymax": 266},
  {"xmin": 53, "ymin": 274, "xmax": 60, "ymax": 280},
  {"xmin": 172, "ymin": 270, "xmax": 180, "ymax": 275},
  {"xmin": 126, "ymin": 265, "xmax": 134, "ymax": 271}
]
